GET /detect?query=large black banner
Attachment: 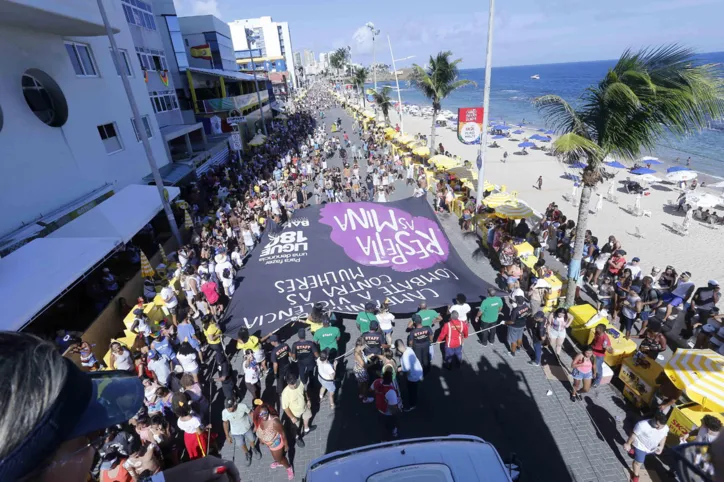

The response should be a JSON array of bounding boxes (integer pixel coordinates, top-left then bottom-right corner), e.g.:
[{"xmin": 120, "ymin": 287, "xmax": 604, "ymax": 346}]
[{"xmin": 223, "ymin": 197, "xmax": 490, "ymax": 336}]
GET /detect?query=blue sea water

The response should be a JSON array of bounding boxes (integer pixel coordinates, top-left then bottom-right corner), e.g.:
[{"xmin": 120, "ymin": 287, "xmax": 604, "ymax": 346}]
[{"xmin": 370, "ymin": 52, "xmax": 724, "ymax": 177}]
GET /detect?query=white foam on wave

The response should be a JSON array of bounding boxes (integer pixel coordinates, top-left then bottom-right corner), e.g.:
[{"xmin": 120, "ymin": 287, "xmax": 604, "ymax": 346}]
[{"xmin": 501, "ymin": 89, "xmax": 519, "ymax": 93}]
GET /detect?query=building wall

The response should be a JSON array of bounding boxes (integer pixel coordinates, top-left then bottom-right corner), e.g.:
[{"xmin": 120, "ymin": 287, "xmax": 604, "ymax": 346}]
[
  {"xmin": 279, "ymin": 22, "xmax": 296, "ymax": 87},
  {"xmin": 0, "ymin": 0, "xmax": 168, "ymax": 237},
  {"xmin": 179, "ymin": 15, "xmax": 235, "ymax": 71},
  {"xmin": 229, "ymin": 17, "xmax": 296, "ymax": 88}
]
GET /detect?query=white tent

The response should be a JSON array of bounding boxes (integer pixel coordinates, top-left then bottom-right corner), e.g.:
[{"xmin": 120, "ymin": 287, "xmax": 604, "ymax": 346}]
[
  {"xmin": 49, "ymin": 185, "xmax": 180, "ymax": 242},
  {"xmin": 0, "ymin": 237, "xmax": 120, "ymax": 331}
]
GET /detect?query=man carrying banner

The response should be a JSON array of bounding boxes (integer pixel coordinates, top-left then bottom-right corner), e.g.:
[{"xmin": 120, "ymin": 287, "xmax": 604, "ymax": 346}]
[
  {"xmin": 438, "ymin": 311, "xmax": 469, "ymax": 370},
  {"xmin": 408, "ymin": 314, "xmax": 434, "ymax": 375},
  {"xmin": 313, "ymin": 315, "xmax": 341, "ymax": 361},
  {"xmin": 356, "ymin": 302, "xmax": 378, "ymax": 334},
  {"xmin": 270, "ymin": 335, "xmax": 292, "ymax": 408},
  {"xmin": 291, "ymin": 329, "xmax": 319, "ymax": 390}
]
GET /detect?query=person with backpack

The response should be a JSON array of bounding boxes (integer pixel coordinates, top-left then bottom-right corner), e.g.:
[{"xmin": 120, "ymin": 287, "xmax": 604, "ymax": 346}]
[
  {"xmin": 370, "ymin": 370, "xmax": 401, "ymax": 440},
  {"xmin": 638, "ymin": 276, "xmax": 661, "ymax": 336}
]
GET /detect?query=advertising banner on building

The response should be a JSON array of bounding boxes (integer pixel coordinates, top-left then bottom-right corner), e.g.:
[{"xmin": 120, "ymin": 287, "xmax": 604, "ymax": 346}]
[
  {"xmin": 222, "ymin": 197, "xmax": 489, "ymax": 337},
  {"xmin": 457, "ymin": 107, "xmax": 484, "ymax": 144}
]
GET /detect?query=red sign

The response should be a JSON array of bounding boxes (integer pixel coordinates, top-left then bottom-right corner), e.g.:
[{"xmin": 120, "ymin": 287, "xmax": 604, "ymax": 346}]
[{"xmin": 457, "ymin": 107, "xmax": 484, "ymax": 145}]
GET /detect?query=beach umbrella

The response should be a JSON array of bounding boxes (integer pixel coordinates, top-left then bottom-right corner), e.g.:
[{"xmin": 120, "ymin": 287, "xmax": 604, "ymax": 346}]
[
  {"xmin": 666, "ymin": 170, "xmax": 698, "ymax": 182},
  {"xmin": 665, "ymin": 349, "xmax": 724, "ymax": 412},
  {"xmin": 158, "ymin": 244, "xmax": 168, "ymax": 266},
  {"xmin": 513, "ymin": 129, "xmax": 525, "ymax": 134},
  {"xmin": 447, "ymin": 165, "xmax": 477, "ymax": 180},
  {"xmin": 493, "ymin": 125, "xmax": 511, "ymax": 130},
  {"xmin": 605, "ymin": 161, "xmax": 627, "ymax": 169},
  {"xmin": 545, "ymin": 130, "xmax": 555, "ymax": 135},
  {"xmin": 637, "ymin": 174, "xmax": 661, "ymax": 184},
  {"xmin": 429, "ymin": 155, "xmax": 459, "ymax": 170},
  {"xmin": 684, "ymin": 192, "xmax": 722, "ymax": 209},
  {"xmin": 518, "ymin": 141, "xmax": 537, "ymax": 148},
  {"xmin": 184, "ymin": 210, "xmax": 194, "ymax": 230},
  {"xmin": 412, "ymin": 146, "xmax": 430, "ymax": 157},
  {"xmin": 140, "ymin": 250, "xmax": 155, "ymax": 278},
  {"xmin": 483, "ymin": 192, "xmax": 514, "ymax": 208},
  {"xmin": 495, "ymin": 201, "xmax": 534, "ymax": 219},
  {"xmin": 570, "ymin": 161, "xmax": 587, "ymax": 169},
  {"xmin": 517, "ymin": 123, "xmax": 525, "ymax": 127},
  {"xmin": 640, "ymin": 156, "xmax": 662, "ymax": 165},
  {"xmin": 667, "ymin": 165, "xmax": 690, "ymax": 173},
  {"xmin": 491, "ymin": 135, "xmax": 506, "ymax": 139},
  {"xmin": 631, "ymin": 167, "xmax": 656, "ymax": 175},
  {"xmin": 537, "ymin": 128, "xmax": 546, "ymax": 132},
  {"xmin": 396, "ymin": 134, "xmax": 415, "ymax": 144},
  {"xmin": 530, "ymin": 134, "xmax": 549, "ymax": 141}
]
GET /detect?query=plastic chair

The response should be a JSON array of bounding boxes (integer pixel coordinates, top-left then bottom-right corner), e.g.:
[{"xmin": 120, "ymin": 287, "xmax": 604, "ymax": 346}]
[
  {"xmin": 511, "ymin": 190, "xmax": 518, "ymax": 197},
  {"xmin": 501, "ymin": 185, "xmax": 507, "ymax": 192}
]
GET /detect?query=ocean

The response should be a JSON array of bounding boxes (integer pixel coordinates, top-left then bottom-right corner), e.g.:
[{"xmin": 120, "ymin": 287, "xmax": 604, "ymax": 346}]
[{"xmin": 368, "ymin": 52, "xmax": 724, "ymax": 177}]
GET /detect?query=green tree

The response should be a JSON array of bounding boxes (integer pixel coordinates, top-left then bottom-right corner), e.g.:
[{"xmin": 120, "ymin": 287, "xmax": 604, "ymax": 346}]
[
  {"xmin": 370, "ymin": 86, "xmax": 394, "ymax": 125},
  {"xmin": 535, "ymin": 45, "xmax": 724, "ymax": 305},
  {"xmin": 353, "ymin": 67, "xmax": 368, "ymax": 108},
  {"xmin": 410, "ymin": 51, "xmax": 476, "ymax": 154},
  {"xmin": 330, "ymin": 48, "xmax": 349, "ymax": 78}
]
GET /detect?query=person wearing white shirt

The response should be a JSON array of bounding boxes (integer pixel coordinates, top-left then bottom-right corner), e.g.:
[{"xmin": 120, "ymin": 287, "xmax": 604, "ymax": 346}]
[
  {"xmin": 377, "ymin": 308, "xmax": 395, "ymax": 345},
  {"xmin": 623, "ymin": 413, "xmax": 669, "ymax": 482},
  {"xmin": 316, "ymin": 352, "xmax": 337, "ymax": 409},
  {"xmin": 450, "ymin": 294, "xmax": 472, "ymax": 323},
  {"xmin": 147, "ymin": 351, "xmax": 172, "ymax": 387},
  {"xmin": 625, "ymin": 257, "xmax": 643, "ymax": 281},
  {"xmin": 159, "ymin": 280, "xmax": 179, "ymax": 325},
  {"xmin": 395, "ymin": 340, "xmax": 423, "ymax": 411},
  {"xmin": 215, "ymin": 251, "xmax": 235, "ymax": 297}
]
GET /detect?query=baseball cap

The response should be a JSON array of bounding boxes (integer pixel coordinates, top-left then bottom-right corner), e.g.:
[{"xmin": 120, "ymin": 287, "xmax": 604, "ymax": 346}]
[
  {"xmin": 709, "ymin": 280, "xmax": 720, "ymax": 287},
  {"xmin": 0, "ymin": 359, "xmax": 143, "ymax": 480},
  {"xmin": 370, "ymin": 320, "xmax": 380, "ymax": 330},
  {"xmin": 533, "ymin": 311, "xmax": 546, "ymax": 320},
  {"xmin": 411, "ymin": 314, "xmax": 422, "ymax": 324},
  {"xmin": 632, "ymin": 257, "xmax": 640, "ymax": 262},
  {"xmin": 269, "ymin": 334, "xmax": 279, "ymax": 342},
  {"xmin": 133, "ymin": 308, "xmax": 144, "ymax": 316},
  {"xmin": 297, "ymin": 328, "xmax": 306, "ymax": 338},
  {"xmin": 364, "ymin": 302, "xmax": 376, "ymax": 311}
]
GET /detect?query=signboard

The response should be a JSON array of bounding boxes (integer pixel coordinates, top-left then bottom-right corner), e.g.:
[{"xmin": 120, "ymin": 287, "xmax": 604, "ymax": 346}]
[
  {"xmin": 457, "ymin": 107, "xmax": 484, "ymax": 145},
  {"xmin": 229, "ymin": 132, "xmax": 242, "ymax": 151},
  {"xmin": 222, "ymin": 197, "xmax": 490, "ymax": 337},
  {"xmin": 227, "ymin": 116, "xmax": 245, "ymax": 125}
]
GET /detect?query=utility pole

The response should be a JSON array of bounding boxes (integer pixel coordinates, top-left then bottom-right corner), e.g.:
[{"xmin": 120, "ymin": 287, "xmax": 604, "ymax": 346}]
[
  {"xmin": 97, "ymin": 0, "xmax": 181, "ymax": 245},
  {"xmin": 388, "ymin": 37, "xmax": 414, "ymax": 136},
  {"xmin": 475, "ymin": 0, "xmax": 495, "ymax": 208},
  {"xmin": 366, "ymin": 22, "xmax": 380, "ymax": 89},
  {"xmin": 246, "ymin": 28, "xmax": 269, "ymax": 136}
]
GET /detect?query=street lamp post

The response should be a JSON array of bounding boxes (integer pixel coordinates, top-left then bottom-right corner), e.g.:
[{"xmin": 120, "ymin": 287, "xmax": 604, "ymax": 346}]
[
  {"xmin": 366, "ymin": 22, "xmax": 380, "ymax": 89},
  {"xmin": 245, "ymin": 28, "xmax": 269, "ymax": 136},
  {"xmin": 387, "ymin": 36, "xmax": 413, "ymax": 136},
  {"xmin": 97, "ymin": 0, "xmax": 181, "ymax": 245},
  {"xmin": 475, "ymin": 0, "xmax": 496, "ymax": 208}
]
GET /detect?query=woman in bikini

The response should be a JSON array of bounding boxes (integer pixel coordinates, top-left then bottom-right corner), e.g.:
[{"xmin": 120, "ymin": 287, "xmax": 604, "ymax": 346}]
[{"xmin": 254, "ymin": 402, "xmax": 294, "ymax": 480}]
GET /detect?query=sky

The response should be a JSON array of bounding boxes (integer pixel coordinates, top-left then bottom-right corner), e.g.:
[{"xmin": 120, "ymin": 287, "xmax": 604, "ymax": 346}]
[{"xmin": 173, "ymin": 0, "xmax": 723, "ymax": 68}]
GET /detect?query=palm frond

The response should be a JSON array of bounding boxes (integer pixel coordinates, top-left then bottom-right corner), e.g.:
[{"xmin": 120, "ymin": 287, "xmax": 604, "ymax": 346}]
[
  {"xmin": 552, "ymin": 133, "xmax": 602, "ymax": 163},
  {"xmin": 534, "ymin": 95, "xmax": 586, "ymax": 134}
]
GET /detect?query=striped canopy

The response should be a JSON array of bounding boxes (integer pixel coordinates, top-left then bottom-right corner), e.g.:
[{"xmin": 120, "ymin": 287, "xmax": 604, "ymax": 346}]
[
  {"xmin": 140, "ymin": 250, "xmax": 155, "ymax": 278},
  {"xmin": 483, "ymin": 192, "xmax": 514, "ymax": 208},
  {"xmin": 158, "ymin": 244, "xmax": 168, "ymax": 265},
  {"xmin": 665, "ymin": 349, "xmax": 724, "ymax": 412},
  {"xmin": 495, "ymin": 201, "xmax": 534, "ymax": 219},
  {"xmin": 184, "ymin": 210, "xmax": 194, "ymax": 230}
]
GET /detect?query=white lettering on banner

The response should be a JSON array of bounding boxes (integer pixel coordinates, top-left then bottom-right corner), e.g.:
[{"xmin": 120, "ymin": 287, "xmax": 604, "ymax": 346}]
[
  {"xmin": 274, "ymin": 268, "xmax": 366, "ymax": 293},
  {"xmin": 260, "ymin": 230, "xmax": 309, "ymax": 264}
]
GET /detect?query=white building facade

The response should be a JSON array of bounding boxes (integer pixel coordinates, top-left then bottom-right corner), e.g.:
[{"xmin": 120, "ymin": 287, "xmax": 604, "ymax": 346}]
[
  {"xmin": 228, "ymin": 16, "xmax": 296, "ymax": 87},
  {"xmin": 0, "ymin": 0, "xmax": 169, "ymax": 242}
]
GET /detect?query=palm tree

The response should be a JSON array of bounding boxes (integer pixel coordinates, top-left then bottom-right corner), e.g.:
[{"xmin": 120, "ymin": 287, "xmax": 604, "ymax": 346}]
[
  {"xmin": 370, "ymin": 86, "xmax": 394, "ymax": 125},
  {"xmin": 535, "ymin": 45, "xmax": 724, "ymax": 305},
  {"xmin": 353, "ymin": 67, "xmax": 368, "ymax": 108},
  {"xmin": 410, "ymin": 51, "xmax": 476, "ymax": 154},
  {"xmin": 330, "ymin": 48, "xmax": 349, "ymax": 78}
]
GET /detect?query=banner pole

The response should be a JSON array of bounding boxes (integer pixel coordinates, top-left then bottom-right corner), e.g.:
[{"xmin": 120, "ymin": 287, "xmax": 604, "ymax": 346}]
[{"xmin": 475, "ymin": 0, "xmax": 495, "ymax": 209}]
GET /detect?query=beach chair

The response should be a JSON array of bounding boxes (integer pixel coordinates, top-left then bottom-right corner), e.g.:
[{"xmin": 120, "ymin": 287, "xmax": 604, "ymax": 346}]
[
  {"xmin": 671, "ymin": 222, "xmax": 689, "ymax": 236},
  {"xmin": 604, "ymin": 194, "xmax": 619, "ymax": 204},
  {"xmin": 501, "ymin": 185, "xmax": 507, "ymax": 192},
  {"xmin": 633, "ymin": 226, "xmax": 645, "ymax": 238}
]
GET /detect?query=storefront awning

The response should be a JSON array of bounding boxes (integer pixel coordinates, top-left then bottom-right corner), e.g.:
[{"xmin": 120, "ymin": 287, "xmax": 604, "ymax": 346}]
[
  {"xmin": 184, "ymin": 67, "xmax": 257, "ymax": 82},
  {"xmin": 48, "ymin": 185, "xmax": 180, "ymax": 243},
  {"xmin": 142, "ymin": 162, "xmax": 195, "ymax": 186},
  {"xmin": 0, "ymin": 237, "xmax": 121, "ymax": 331}
]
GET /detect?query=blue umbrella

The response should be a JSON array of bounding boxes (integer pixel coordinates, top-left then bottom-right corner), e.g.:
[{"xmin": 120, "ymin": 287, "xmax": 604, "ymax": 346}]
[
  {"xmin": 537, "ymin": 128, "xmax": 546, "ymax": 132},
  {"xmin": 605, "ymin": 161, "xmax": 626, "ymax": 169},
  {"xmin": 518, "ymin": 141, "xmax": 537, "ymax": 148},
  {"xmin": 631, "ymin": 167, "xmax": 656, "ymax": 175},
  {"xmin": 530, "ymin": 134, "xmax": 548, "ymax": 141},
  {"xmin": 517, "ymin": 123, "xmax": 525, "ymax": 127},
  {"xmin": 491, "ymin": 135, "xmax": 506, "ymax": 139},
  {"xmin": 545, "ymin": 130, "xmax": 555, "ymax": 135},
  {"xmin": 641, "ymin": 156, "xmax": 663, "ymax": 165},
  {"xmin": 493, "ymin": 125, "xmax": 511, "ymax": 130},
  {"xmin": 667, "ymin": 165, "xmax": 690, "ymax": 173},
  {"xmin": 513, "ymin": 129, "xmax": 524, "ymax": 134},
  {"xmin": 570, "ymin": 161, "xmax": 587, "ymax": 169}
]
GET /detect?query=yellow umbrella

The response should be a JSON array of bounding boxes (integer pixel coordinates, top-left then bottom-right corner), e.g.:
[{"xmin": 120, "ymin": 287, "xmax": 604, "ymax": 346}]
[
  {"xmin": 384, "ymin": 127, "xmax": 396, "ymax": 136},
  {"xmin": 140, "ymin": 250, "xmax": 155, "ymax": 278},
  {"xmin": 363, "ymin": 111, "xmax": 376, "ymax": 119},
  {"xmin": 184, "ymin": 210, "xmax": 194, "ymax": 229},
  {"xmin": 483, "ymin": 192, "xmax": 514, "ymax": 208},
  {"xmin": 249, "ymin": 134, "xmax": 267, "ymax": 147},
  {"xmin": 396, "ymin": 134, "xmax": 415, "ymax": 144},
  {"xmin": 158, "ymin": 244, "xmax": 168, "ymax": 265},
  {"xmin": 447, "ymin": 165, "xmax": 477, "ymax": 179},
  {"xmin": 495, "ymin": 201, "xmax": 535, "ymax": 219},
  {"xmin": 412, "ymin": 146, "xmax": 430, "ymax": 157},
  {"xmin": 429, "ymin": 155, "xmax": 459, "ymax": 170},
  {"xmin": 665, "ymin": 349, "xmax": 724, "ymax": 412}
]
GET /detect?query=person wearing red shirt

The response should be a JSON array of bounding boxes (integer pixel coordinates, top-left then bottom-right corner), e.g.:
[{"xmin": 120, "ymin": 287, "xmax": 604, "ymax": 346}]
[
  {"xmin": 200, "ymin": 273, "xmax": 221, "ymax": 317},
  {"xmin": 437, "ymin": 311, "xmax": 468, "ymax": 370},
  {"xmin": 606, "ymin": 250, "xmax": 627, "ymax": 278},
  {"xmin": 591, "ymin": 324, "xmax": 612, "ymax": 387}
]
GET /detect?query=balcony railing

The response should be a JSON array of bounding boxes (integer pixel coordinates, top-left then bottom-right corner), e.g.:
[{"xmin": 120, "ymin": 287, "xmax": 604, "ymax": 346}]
[{"xmin": 195, "ymin": 91, "xmax": 269, "ymax": 114}]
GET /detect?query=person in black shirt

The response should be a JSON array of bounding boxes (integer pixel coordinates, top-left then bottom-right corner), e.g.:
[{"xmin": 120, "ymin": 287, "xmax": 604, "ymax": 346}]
[
  {"xmin": 291, "ymin": 329, "xmax": 319, "ymax": 388},
  {"xmin": 270, "ymin": 335, "xmax": 292, "ymax": 399},
  {"xmin": 528, "ymin": 311, "xmax": 547, "ymax": 367},
  {"xmin": 213, "ymin": 357, "xmax": 236, "ymax": 401},
  {"xmin": 407, "ymin": 314, "xmax": 433, "ymax": 375},
  {"xmin": 506, "ymin": 296, "xmax": 531, "ymax": 357},
  {"xmin": 362, "ymin": 320, "xmax": 386, "ymax": 357}
]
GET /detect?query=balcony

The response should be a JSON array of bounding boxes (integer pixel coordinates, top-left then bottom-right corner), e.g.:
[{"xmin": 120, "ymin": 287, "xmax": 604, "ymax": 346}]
[
  {"xmin": 195, "ymin": 91, "xmax": 269, "ymax": 114},
  {"xmin": 0, "ymin": 0, "xmax": 120, "ymax": 36}
]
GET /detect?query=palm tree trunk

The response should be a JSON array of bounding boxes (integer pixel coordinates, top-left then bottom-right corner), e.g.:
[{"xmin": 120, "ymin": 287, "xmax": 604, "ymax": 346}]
[
  {"xmin": 430, "ymin": 108, "xmax": 437, "ymax": 155},
  {"xmin": 564, "ymin": 183, "xmax": 593, "ymax": 305}
]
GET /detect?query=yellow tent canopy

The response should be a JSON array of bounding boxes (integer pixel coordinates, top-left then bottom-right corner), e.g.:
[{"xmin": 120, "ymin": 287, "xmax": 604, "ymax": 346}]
[
  {"xmin": 396, "ymin": 134, "xmax": 416, "ymax": 144},
  {"xmin": 483, "ymin": 192, "xmax": 514, "ymax": 208},
  {"xmin": 249, "ymin": 134, "xmax": 266, "ymax": 146},
  {"xmin": 363, "ymin": 111, "xmax": 376, "ymax": 119},
  {"xmin": 429, "ymin": 155, "xmax": 459, "ymax": 170},
  {"xmin": 665, "ymin": 349, "xmax": 724, "ymax": 412},
  {"xmin": 413, "ymin": 146, "xmax": 431, "ymax": 157},
  {"xmin": 495, "ymin": 201, "xmax": 535, "ymax": 219},
  {"xmin": 447, "ymin": 165, "xmax": 477, "ymax": 180}
]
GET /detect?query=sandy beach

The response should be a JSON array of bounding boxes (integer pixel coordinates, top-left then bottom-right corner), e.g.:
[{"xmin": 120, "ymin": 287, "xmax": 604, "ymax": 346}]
[{"xmin": 378, "ymin": 107, "xmax": 724, "ymax": 283}]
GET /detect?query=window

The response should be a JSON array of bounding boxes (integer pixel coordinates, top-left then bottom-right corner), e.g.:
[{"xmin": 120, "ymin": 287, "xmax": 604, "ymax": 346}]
[
  {"xmin": 65, "ymin": 41, "xmax": 97, "ymax": 77},
  {"xmin": 110, "ymin": 48, "xmax": 133, "ymax": 76},
  {"xmin": 136, "ymin": 50, "xmax": 167, "ymax": 72},
  {"xmin": 130, "ymin": 115, "xmax": 153, "ymax": 141},
  {"xmin": 21, "ymin": 70, "xmax": 68, "ymax": 127},
  {"xmin": 122, "ymin": 0, "xmax": 156, "ymax": 31},
  {"xmin": 97, "ymin": 123, "xmax": 123, "ymax": 154},
  {"xmin": 149, "ymin": 91, "xmax": 179, "ymax": 113}
]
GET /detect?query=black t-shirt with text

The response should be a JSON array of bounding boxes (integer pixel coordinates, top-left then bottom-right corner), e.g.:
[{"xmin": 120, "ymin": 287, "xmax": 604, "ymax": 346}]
[
  {"xmin": 510, "ymin": 303, "xmax": 532, "ymax": 328},
  {"xmin": 362, "ymin": 331, "xmax": 385, "ymax": 355},
  {"xmin": 292, "ymin": 340, "xmax": 318, "ymax": 366},
  {"xmin": 408, "ymin": 326, "xmax": 433, "ymax": 349},
  {"xmin": 271, "ymin": 343, "xmax": 291, "ymax": 370}
]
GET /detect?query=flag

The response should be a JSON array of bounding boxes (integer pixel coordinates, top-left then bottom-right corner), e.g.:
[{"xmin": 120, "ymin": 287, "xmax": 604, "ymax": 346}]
[
  {"xmin": 140, "ymin": 250, "xmax": 155, "ymax": 278},
  {"xmin": 190, "ymin": 44, "xmax": 212, "ymax": 60},
  {"xmin": 184, "ymin": 210, "xmax": 194, "ymax": 230},
  {"xmin": 159, "ymin": 70, "xmax": 169, "ymax": 87}
]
